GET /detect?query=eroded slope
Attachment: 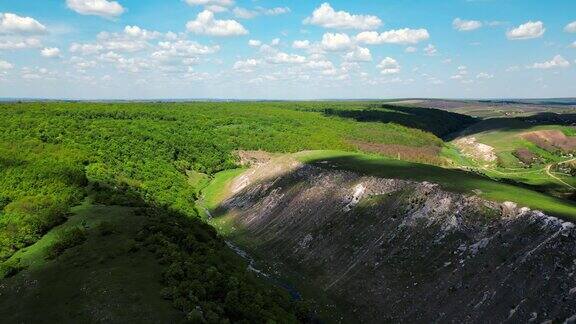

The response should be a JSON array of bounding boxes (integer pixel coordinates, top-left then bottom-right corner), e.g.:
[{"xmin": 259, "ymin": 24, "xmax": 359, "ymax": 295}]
[{"xmin": 215, "ymin": 154, "xmax": 576, "ymax": 323}]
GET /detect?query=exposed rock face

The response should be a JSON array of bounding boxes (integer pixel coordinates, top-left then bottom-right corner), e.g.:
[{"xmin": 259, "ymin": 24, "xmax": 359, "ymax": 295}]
[
  {"xmin": 453, "ymin": 136, "xmax": 497, "ymax": 164},
  {"xmin": 219, "ymin": 158, "xmax": 576, "ymax": 323}
]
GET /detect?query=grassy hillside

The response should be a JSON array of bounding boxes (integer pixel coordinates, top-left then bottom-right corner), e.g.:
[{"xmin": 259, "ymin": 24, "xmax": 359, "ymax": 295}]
[
  {"xmin": 0, "ymin": 195, "xmax": 303, "ymax": 322},
  {"xmin": 447, "ymin": 114, "xmax": 576, "ymax": 198},
  {"xmin": 0, "ymin": 101, "xmax": 474, "ymax": 321}
]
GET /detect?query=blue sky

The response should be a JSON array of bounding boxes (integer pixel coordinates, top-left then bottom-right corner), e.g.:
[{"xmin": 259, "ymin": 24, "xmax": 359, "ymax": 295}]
[{"xmin": 0, "ymin": 0, "xmax": 575, "ymax": 99}]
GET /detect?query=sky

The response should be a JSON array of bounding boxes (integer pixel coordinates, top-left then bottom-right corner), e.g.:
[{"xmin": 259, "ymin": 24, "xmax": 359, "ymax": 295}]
[{"xmin": 0, "ymin": 0, "xmax": 575, "ymax": 99}]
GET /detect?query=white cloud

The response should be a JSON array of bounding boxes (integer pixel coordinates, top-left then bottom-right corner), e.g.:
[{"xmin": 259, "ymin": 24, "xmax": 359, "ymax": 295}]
[
  {"xmin": 377, "ymin": 57, "xmax": 400, "ymax": 74},
  {"xmin": 565, "ymin": 21, "xmax": 576, "ymax": 33},
  {"xmin": 66, "ymin": 0, "xmax": 125, "ymax": 19},
  {"xmin": 69, "ymin": 27, "xmax": 166, "ymax": 56},
  {"xmin": 233, "ymin": 58, "xmax": 260, "ymax": 72},
  {"xmin": 303, "ymin": 3, "xmax": 381, "ymax": 30},
  {"xmin": 41, "ymin": 47, "xmax": 61, "ymax": 58},
  {"xmin": 292, "ymin": 40, "xmax": 310, "ymax": 49},
  {"xmin": 233, "ymin": 8, "xmax": 258, "ymax": 19},
  {"xmin": 151, "ymin": 40, "xmax": 219, "ymax": 66},
  {"xmin": 305, "ymin": 60, "xmax": 334, "ymax": 70},
  {"xmin": 70, "ymin": 42, "xmax": 104, "ymax": 55},
  {"xmin": 0, "ymin": 13, "xmax": 47, "ymax": 35},
  {"xmin": 531, "ymin": 55, "xmax": 570, "ymax": 69},
  {"xmin": 248, "ymin": 39, "xmax": 261, "ymax": 47},
  {"xmin": 453, "ymin": 18, "xmax": 482, "ymax": 32},
  {"xmin": 321, "ymin": 32, "xmax": 354, "ymax": 51},
  {"xmin": 423, "ymin": 44, "xmax": 437, "ymax": 56},
  {"xmin": 20, "ymin": 67, "xmax": 56, "ymax": 80},
  {"xmin": 506, "ymin": 21, "xmax": 545, "ymax": 40},
  {"xmin": 570, "ymin": 41, "xmax": 576, "ymax": 49},
  {"xmin": 356, "ymin": 28, "xmax": 430, "ymax": 45},
  {"xmin": 405, "ymin": 46, "xmax": 417, "ymax": 53},
  {"xmin": 476, "ymin": 72, "xmax": 493, "ymax": 79},
  {"xmin": 0, "ymin": 37, "xmax": 41, "ymax": 50},
  {"xmin": 266, "ymin": 52, "xmax": 306, "ymax": 64},
  {"xmin": 343, "ymin": 46, "xmax": 372, "ymax": 62},
  {"xmin": 123, "ymin": 25, "xmax": 161, "ymax": 39},
  {"xmin": 261, "ymin": 7, "xmax": 291, "ymax": 16},
  {"xmin": 271, "ymin": 38, "xmax": 280, "ymax": 46},
  {"xmin": 451, "ymin": 65, "xmax": 468, "ymax": 80},
  {"xmin": 186, "ymin": 10, "xmax": 248, "ymax": 37},
  {"xmin": 185, "ymin": 0, "xmax": 234, "ymax": 8},
  {"xmin": 233, "ymin": 6, "xmax": 290, "ymax": 19},
  {"xmin": 0, "ymin": 59, "xmax": 13, "ymax": 70}
]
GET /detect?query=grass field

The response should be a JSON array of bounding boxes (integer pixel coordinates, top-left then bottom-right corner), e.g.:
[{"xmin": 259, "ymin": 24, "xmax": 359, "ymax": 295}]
[
  {"xmin": 199, "ymin": 168, "xmax": 247, "ymax": 219},
  {"xmin": 447, "ymin": 123, "xmax": 576, "ymax": 196}
]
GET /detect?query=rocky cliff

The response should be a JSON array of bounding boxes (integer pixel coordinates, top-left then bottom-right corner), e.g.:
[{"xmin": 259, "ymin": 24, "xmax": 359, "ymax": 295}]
[{"xmin": 216, "ymin": 156, "xmax": 576, "ymax": 323}]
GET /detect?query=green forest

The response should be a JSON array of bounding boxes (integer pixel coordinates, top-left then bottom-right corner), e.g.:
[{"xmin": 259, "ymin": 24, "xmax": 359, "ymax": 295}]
[
  {"xmin": 0, "ymin": 101, "xmax": 571, "ymax": 322},
  {"xmin": 0, "ymin": 101, "xmax": 471, "ymax": 322}
]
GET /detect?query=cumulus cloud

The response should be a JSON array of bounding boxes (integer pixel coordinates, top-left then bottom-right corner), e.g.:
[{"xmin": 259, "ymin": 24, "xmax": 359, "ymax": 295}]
[
  {"xmin": 453, "ymin": 18, "xmax": 482, "ymax": 32},
  {"xmin": 377, "ymin": 57, "xmax": 400, "ymax": 74},
  {"xmin": 423, "ymin": 44, "xmax": 437, "ymax": 56},
  {"xmin": 356, "ymin": 28, "xmax": 430, "ymax": 45},
  {"xmin": 233, "ymin": 6, "xmax": 290, "ymax": 19},
  {"xmin": 565, "ymin": 21, "xmax": 576, "ymax": 33},
  {"xmin": 450, "ymin": 65, "xmax": 468, "ymax": 80},
  {"xmin": 266, "ymin": 52, "xmax": 306, "ymax": 64},
  {"xmin": 41, "ymin": 47, "xmax": 61, "ymax": 58},
  {"xmin": 0, "ymin": 13, "xmax": 47, "ymax": 35},
  {"xmin": 66, "ymin": 0, "xmax": 125, "ymax": 19},
  {"xmin": 292, "ymin": 40, "xmax": 310, "ymax": 49},
  {"xmin": 405, "ymin": 46, "xmax": 417, "ymax": 53},
  {"xmin": 305, "ymin": 60, "xmax": 334, "ymax": 70},
  {"xmin": 152, "ymin": 40, "xmax": 219, "ymax": 63},
  {"xmin": 321, "ymin": 32, "xmax": 354, "ymax": 51},
  {"xmin": 261, "ymin": 7, "xmax": 291, "ymax": 16},
  {"xmin": 186, "ymin": 10, "xmax": 248, "ymax": 37},
  {"xmin": 343, "ymin": 46, "xmax": 372, "ymax": 62},
  {"xmin": 506, "ymin": 21, "xmax": 545, "ymax": 40},
  {"xmin": 73, "ymin": 26, "xmax": 163, "ymax": 53},
  {"xmin": 248, "ymin": 39, "xmax": 261, "ymax": 47},
  {"xmin": 530, "ymin": 55, "xmax": 570, "ymax": 69},
  {"xmin": 303, "ymin": 3, "xmax": 381, "ymax": 30},
  {"xmin": 185, "ymin": 0, "xmax": 234, "ymax": 7},
  {"xmin": 476, "ymin": 72, "xmax": 494, "ymax": 79},
  {"xmin": 233, "ymin": 7, "xmax": 258, "ymax": 19},
  {"xmin": 233, "ymin": 58, "xmax": 260, "ymax": 72},
  {"xmin": 0, "ymin": 37, "xmax": 41, "ymax": 50},
  {"xmin": 0, "ymin": 59, "xmax": 13, "ymax": 70}
]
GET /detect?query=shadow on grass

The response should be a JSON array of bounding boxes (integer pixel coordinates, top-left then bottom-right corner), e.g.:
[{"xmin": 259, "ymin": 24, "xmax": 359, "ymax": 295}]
[
  {"xmin": 459, "ymin": 112, "xmax": 576, "ymax": 137},
  {"xmin": 0, "ymin": 182, "xmax": 308, "ymax": 323}
]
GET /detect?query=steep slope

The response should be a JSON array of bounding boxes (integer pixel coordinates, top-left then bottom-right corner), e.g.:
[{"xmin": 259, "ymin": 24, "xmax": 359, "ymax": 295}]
[
  {"xmin": 212, "ymin": 153, "xmax": 576, "ymax": 323},
  {"xmin": 0, "ymin": 199, "xmax": 302, "ymax": 323}
]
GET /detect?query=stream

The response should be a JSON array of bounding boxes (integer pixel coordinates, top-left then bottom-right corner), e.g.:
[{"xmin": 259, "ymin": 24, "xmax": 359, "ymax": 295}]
[
  {"xmin": 225, "ymin": 241, "xmax": 302, "ymax": 300},
  {"xmin": 202, "ymin": 206, "xmax": 301, "ymax": 300}
]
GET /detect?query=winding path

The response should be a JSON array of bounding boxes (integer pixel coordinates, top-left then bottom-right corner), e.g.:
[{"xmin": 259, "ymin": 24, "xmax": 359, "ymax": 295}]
[
  {"xmin": 464, "ymin": 157, "xmax": 576, "ymax": 190},
  {"xmin": 545, "ymin": 158, "xmax": 576, "ymax": 190}
]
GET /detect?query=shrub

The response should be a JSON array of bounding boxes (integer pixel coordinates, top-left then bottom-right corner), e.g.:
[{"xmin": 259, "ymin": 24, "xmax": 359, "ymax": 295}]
[
  {"xmin": 48, "ymin": 227, "xmax": 87, "ymax": 259},
  {"xmin": 97, "ymin": 221, "xmax": 116, "ymax": 236}
]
